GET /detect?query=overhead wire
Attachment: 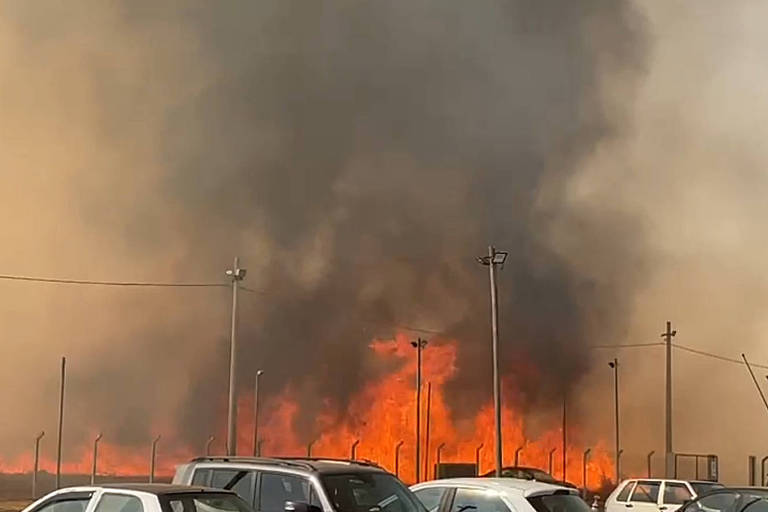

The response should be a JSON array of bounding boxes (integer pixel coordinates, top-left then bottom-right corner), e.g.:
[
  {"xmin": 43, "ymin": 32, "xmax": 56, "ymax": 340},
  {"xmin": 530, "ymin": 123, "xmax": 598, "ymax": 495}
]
[
  {"xmin": 0, "ymin": 273, "xmax": 226, "ymax": 287},
  {"xmin": 673, "ymin": 343, "xmax": 768, "ymax": 370}
]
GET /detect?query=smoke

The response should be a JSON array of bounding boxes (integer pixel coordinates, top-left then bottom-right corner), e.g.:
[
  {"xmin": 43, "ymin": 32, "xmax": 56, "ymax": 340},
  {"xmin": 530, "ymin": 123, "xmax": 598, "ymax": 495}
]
[{"xmin": 0, "ymin": 0, "xmax": 650, "ymax": 462}]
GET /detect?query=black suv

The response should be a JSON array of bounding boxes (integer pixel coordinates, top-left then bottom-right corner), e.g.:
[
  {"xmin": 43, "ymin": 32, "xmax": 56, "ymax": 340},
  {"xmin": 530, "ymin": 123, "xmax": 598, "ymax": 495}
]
[{"xmin": 173, "ymin": 457, "xmax": 425, "ymax": 512}]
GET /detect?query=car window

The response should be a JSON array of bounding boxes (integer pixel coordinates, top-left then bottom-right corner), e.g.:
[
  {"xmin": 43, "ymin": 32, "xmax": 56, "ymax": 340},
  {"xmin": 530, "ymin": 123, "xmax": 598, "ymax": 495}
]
[
  {"xmin": 413, "ymin": 488, "xmax": 447, "ymax": 512},
  {"xmin": 161, "ymin": 493, "xmax": 252, "ymax": 512},
  {"xmin": 527, "ymin": 494, "xmax": 591, "ymax": 512},
  {"xmin": 94, "ymin": 494, "xmax": 144, "ymax": 512},
  {"xmin": 452, "ymin": 489, "xmax": 508, "ymax": 512},
  {"xmin": 683, "ymin": 492, "xmax": 739, "ymax": 512},
  {"xmin": 616, "ymin": 482, "xmax": 636, "ymax": 503},
  {"xmin": 664, "ymin": 484, "xmax": 693, "ymax": 505},
  {"xmin": 34, "ymin": 494, "xmax": 93, "ymax": 512},
  {"xmin": 260, "ymin": 473, "xmax": 315, "ymax": 512},
  {"xmin": 690, "ymin": 484, "xmax": 725, "ymax": 497},
  {"xmin": 321, "ymin": 473, "xmax": 424, "ymax": 512},
  {"xmin": 631, "ymin": 482, "xmax": 661, "ymax": 504},
  {"xmin": 192, "ymin": 469, "xmax": 212, "ymax": 486},
  {"xmin": 211, "ymin": 470, "xmax": 256, "ymax": 506}
]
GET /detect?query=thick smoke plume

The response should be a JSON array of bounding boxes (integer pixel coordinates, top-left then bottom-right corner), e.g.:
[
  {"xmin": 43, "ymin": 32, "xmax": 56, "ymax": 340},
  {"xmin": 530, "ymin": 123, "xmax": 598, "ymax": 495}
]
[{"xmin": 0, "ymin": 0, "xmax": 648, "ymax": 462}]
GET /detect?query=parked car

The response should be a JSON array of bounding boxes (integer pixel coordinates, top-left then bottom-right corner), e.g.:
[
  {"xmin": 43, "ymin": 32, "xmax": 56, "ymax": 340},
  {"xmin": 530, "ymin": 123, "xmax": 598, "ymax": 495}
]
[
  {"xmin": 173, "ymin": 456, "xmax": 424, "ymax": 512},
  {"xmin": 480, "ymin": 467, "xmax": 577, "ymax": 489},
  {"xmin": 605, "ymin": 479, "xmax": 725, "ymax": 512},
  {"xmin": 677, "ymin": 487, "xmax": 768, "ymax": 512},
  {"xmin": 22, "ymin": 484, "xmax": 251, "ymax": 512},
  {"xmin": 411, "ymin": 477, "xmax": 590, "ymax": 512}
]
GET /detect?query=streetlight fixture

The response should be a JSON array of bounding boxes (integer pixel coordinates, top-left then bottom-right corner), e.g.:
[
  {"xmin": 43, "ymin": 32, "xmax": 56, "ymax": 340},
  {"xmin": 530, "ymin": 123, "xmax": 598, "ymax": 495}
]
[
  {"xmin": 253, "ymin": 370, "xmax": 264, "ymax": 456},
  {"xmin": 477, "ymin": 245, "xmax": 507, "ymax": 478},
  {"xmin": 609, "ymin": 358, "xmax": 620, "ymax": 482},
  {"xmin": 225, "ymin": 257, "xmax": 246, "ymax": 456}
]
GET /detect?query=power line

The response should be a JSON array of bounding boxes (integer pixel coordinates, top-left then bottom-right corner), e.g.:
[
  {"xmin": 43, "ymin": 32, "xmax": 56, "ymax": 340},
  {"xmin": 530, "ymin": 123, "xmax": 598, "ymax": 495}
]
[
  {"xmin": 0, "ymin": 273, "xmax": 226, "ymax": 288},
  {"xmin": 673, "ymin": 343, "xmax": 768, "ymax": 370},
  {"xmin": 590, "ymin": 342, "xmax": 664, "ymax": 349}
]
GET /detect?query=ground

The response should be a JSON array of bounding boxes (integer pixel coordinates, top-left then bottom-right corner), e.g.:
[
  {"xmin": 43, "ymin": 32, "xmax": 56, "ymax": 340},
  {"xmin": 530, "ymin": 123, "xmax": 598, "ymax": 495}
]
[{"xmin": 0, "ymin": 501, "xmax": 30, "ymax": 512}]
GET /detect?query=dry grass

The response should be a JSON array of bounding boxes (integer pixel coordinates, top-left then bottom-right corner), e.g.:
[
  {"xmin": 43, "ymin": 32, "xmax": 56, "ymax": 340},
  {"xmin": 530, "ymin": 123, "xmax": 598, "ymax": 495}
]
[{"xmin": 0, "ymin": 501, "xmax": 31, "ymax": 512}]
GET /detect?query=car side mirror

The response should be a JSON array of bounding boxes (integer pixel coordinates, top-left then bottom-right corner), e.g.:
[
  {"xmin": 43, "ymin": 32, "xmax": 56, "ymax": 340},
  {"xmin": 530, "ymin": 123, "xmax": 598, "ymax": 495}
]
[{"xmin": 285, "ymin": 502, "xmax": 322, "ymax": 512}]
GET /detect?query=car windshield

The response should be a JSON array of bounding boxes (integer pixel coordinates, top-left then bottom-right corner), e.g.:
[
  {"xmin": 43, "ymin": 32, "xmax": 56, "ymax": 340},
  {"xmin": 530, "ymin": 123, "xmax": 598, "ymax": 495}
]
[
  {"xmin": 527, "ymin": 493, "xmax": 591, "ymax": 512},
  {"xmin": 322, "ymin": 473, "xmax": 426, "ymax": 512},
  {"xmin": 162, "ymin": 493, "xmax": 254, "ymax": 512},
  {"xmin": 690, "ymin": 484, "xmax": 726, "ymax": 497}
]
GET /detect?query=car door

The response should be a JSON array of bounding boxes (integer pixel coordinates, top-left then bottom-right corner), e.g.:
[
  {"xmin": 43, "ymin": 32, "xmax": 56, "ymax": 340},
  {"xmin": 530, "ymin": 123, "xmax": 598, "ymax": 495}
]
[
  {"xmin": 660, "ymin": 483, "xmax": 693, "ymax": 512},
  {"xmin": 448, "ymin": 488, "xmax": 510, "ymax": 512},
  {"xmin": 627, "ymin": 481, "xmax": 662, "ymax": 512},
  {"xmin": 608, "ymin": 481, "xmax": 637, "ymax": 512}
]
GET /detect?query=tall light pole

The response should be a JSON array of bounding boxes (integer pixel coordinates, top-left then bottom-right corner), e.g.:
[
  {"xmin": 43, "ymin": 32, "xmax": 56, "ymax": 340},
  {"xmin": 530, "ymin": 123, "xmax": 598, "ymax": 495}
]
[
  {"xmin": 225, "ymin": 257, "xmax": 247, "ymax": 456},
  {"xmin": 477, "ymin": 246, "xmax": 507, "ymax": 478},
  {"xmin": 90, "ymin": 433, "xmax": 102, "ymax": 485},
  {"xmin": 609, "ymin": 358, "xmax": 620, "ymax": 482},
  {"xmin": 424, "ymin": 382, "xmax": 432, "ymax": 480},
  {"xmin": 548, "ymin": 448, "xmax": 557, "ymax": 476},
  {"xmin": 56, "ymin": 356, "xmax": 66, "ymax": 490},
  {"xmin": 662, "ymin": 321, "xmax": 676, "ymax": 477},
  {"xmin": 411, "ymin": 337, "xmax": 428, "ymax": 482},
  {"xmin": 252, "ymin": 370, "xmax": 264, "ymax": 456},
  {"xmin": 395, "ymin": 440, "xmax": 404, "ymax": 477},
  {"xmin": 32, "ymin": 431, "xmax": 44, "ymax": 499},
  {"xmin": 206, "ymin": 435, "xmax": 216, "ymax": 456},
  {"xmin": 475, "ymin": 443, "xmax": 484, "ymax": 476}
]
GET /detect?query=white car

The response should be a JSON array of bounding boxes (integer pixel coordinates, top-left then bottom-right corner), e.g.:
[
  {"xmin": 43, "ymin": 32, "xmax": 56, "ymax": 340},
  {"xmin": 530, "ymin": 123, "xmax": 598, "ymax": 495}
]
[
  {"xmin": 21, "ymin": 484, "xmax": 252, "ymax": 512},
  {"xmin": 605, "ymin": 479, "xmax": 724, "ymax": 512},
  {"xmin": 411, "ymin": 477, "xmax": 590, "ymax": 512}
]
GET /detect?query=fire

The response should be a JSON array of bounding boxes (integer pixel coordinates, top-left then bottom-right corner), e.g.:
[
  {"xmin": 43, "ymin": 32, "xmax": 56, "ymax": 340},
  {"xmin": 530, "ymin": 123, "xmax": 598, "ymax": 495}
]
[
  {"xmin": 250, "ymin": 333, "xmax": 613, "ymax": 488},
  {"xmin": 0, "ymin": 333, "xmax": 613, "ymax": 489}
]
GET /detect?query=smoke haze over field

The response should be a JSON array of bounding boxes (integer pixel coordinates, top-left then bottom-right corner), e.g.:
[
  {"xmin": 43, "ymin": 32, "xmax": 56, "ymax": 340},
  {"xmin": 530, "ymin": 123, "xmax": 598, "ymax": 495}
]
[{"xmin": 1, "ymin": 0, "xmax": 767, "ymax": 483}]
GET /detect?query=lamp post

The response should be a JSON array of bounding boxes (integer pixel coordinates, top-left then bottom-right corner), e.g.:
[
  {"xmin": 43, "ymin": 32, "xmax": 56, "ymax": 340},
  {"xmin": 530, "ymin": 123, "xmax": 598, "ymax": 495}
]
[
  {"xmin": 609, "ymin": 358, "xmax": 620, "ymax": 482},
  {"xmin": 91, "ymin": 433, "xmax": 103, "ymax": 485},
  {"xmin": 252, "ymin": 370, "xmax": 264, "ymax": 456},
  {"xmin": 395, "ymin": 440, "xmax": 404, "ymax": 477},
  {"xmin": 351, "ymin": 439, "xmax": 360, "ymax": 460},
  {"xmin": 647, "ymin": 450, "xmax": 654, "ymax": 478},
  {"xmin": 32, "ymin": 431, "xmax": 45, "ymax": 499},
  {"xmin": 475, "ymin": 443, "xmax": 484, "ymax": 476},
  {"xmin": 515, "ymin": 445, "xmax": 524, "ymax": 466},
  {"xmin": 411, "ymin": 338, "xmax": 428, "ymax": 482},
  {"xmin": 149, "ymin": 435, "xmax": 161, "ymax": 483},
  {"xmin": 206, "ymin": 435, "xmax": 216, "ymax": 456},
  {"xmin": 582, "ymin": 448, "xmax": 592, "ymax": 497},
  {"xmin": 477, "ymin": 246, "xmax": 508, "ymax": 478},
  {"xmin": 548, "ymin": 448, "xmax": 557, "ymax": 475},
  {"xmin": 436, "ymin": 443, "xmax": 446, "ymax": 479},
  {"xmin": 225, "ymin": 257, "xmax": 247, "ymax": 456}
]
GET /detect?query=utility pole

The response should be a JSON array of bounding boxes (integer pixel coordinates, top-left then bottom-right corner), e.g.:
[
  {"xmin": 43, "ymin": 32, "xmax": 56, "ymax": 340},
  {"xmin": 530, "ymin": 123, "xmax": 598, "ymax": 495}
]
[
  {"xmin": 225, "ymin": 257, "xmax": 247, "ymax": 456},
  {"xmin": 90, "ymin": 433, "xmax": 102, "ymax": 485},
  {"xmin": 662, "ymin": 321, "xmax": 676, "ymax": 477},
  {"xmin": 32, "ymin": 431, "xmax": 44, "ymax": 499},
  {"xmin": 609, "ymin": 358, "xmax": 620, "ymax": 482},
  {"xmin": 252, "ymin": 370, "xmax": 263, "ymax": 456},
  {"xmin": 56, "ymin": 356, "xmax": 66, "ymax": 490},
  {"xmin": 424, "ymin": 382, "xmax": 432, "ymax": 480},
  {"xmin": 149, "ymin": 435, "xmax": 161, "ymax": 483},
  {"xmin": 477, "ymin": 246, "xmax": 508, "ymax": 478},
  {"xmin": 411, "ymin": 337, "xmax": 428, "ymax": 482}
]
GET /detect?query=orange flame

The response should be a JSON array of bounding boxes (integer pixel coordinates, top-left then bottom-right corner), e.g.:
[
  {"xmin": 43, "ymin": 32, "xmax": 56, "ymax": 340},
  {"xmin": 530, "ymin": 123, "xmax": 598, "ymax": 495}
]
[{"xmin": 1, "ymin": 333, "xmax": 613, "ymax": 489}]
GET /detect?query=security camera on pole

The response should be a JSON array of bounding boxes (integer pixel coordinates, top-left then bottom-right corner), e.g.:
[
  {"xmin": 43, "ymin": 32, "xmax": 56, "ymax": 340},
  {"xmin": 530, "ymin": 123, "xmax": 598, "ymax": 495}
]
[{"xmin": 225, "ymin": 257, "xmax": 247, "ymax": 456}]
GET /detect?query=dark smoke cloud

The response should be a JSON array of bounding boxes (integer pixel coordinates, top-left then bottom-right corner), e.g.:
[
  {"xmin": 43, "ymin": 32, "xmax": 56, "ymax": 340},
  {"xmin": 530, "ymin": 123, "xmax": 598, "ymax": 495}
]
[{"xmin": 0, "ymin": 0, "xmax": 647, "ymax": 457}]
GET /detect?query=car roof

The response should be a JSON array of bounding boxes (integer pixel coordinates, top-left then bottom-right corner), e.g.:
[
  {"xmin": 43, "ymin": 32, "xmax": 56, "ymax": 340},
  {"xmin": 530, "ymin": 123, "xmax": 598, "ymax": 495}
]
[
  {"xmin": 189, "ymin": 457, "xmax": 388, "ymax": 475},
  {"xmin": 100, "ymin": 484, "xmax": 230, "ymax": 495},
  {"xmin": 53, "ymin": 484, "xmax": 232, "ymax": 496},
  {"xmin": 412, "ymin": 478, "xmax": 578, "ymax": 498}
]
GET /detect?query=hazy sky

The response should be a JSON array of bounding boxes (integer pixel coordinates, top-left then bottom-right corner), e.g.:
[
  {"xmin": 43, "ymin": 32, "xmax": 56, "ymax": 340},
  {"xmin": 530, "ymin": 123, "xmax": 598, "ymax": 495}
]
[{"xmin": 1, "ymin": 1, "xmax": 767, "ymax": 485}]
